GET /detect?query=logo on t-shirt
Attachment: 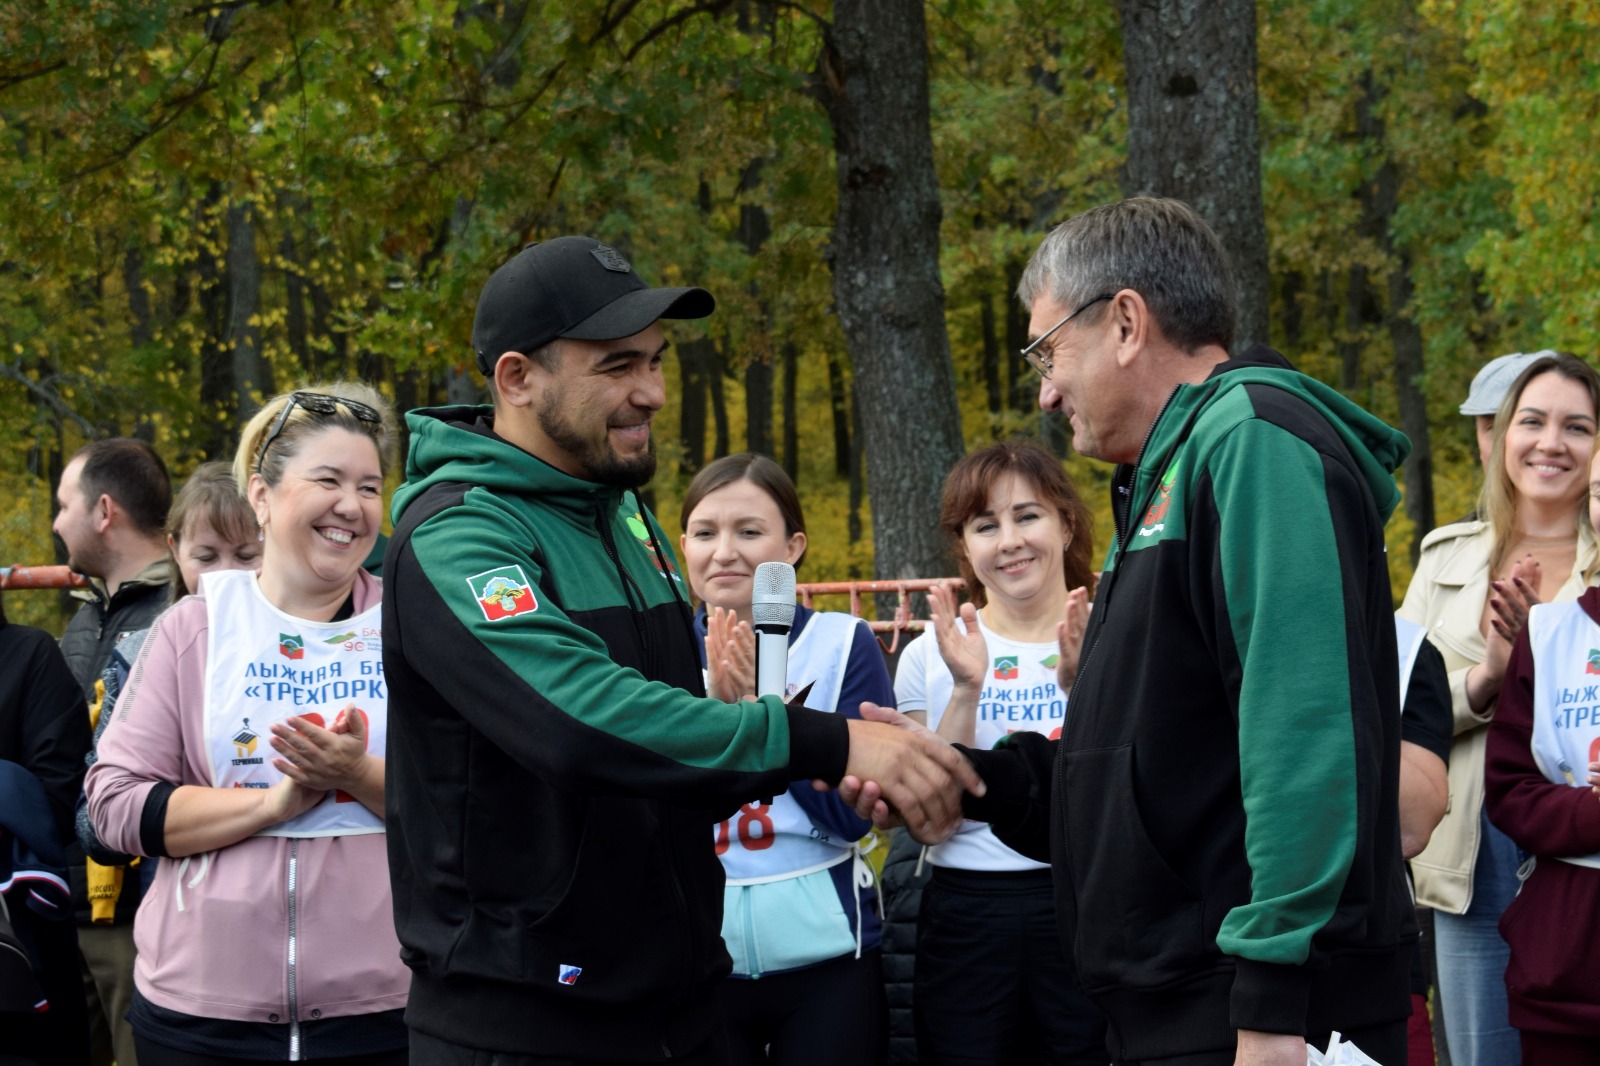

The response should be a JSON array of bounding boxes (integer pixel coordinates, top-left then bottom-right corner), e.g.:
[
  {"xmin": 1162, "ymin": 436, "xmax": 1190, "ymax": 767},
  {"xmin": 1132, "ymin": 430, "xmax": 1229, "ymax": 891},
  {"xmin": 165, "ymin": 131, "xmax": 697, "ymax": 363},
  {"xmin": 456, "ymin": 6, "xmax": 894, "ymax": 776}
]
[
  {"xmin": 279, "ymin": 633, "xmax": 304, "ymax": 660},
  {"xmin": 467, "ymin": 565, "xmax": 539, "ymax": 621},
  {"xmin": 558, "ymin": 964, "xmax": 582, "ymax": 985},
  {"xmin": 1586, "ymin": 649, "xmax": 1600, "ymax": 675},
  {"xmin": 993, "ymin": 655, "xmax": 1019, "ymax": 680},
  {"xmin": 231, "ymin": 719, "xmax": 263, "ymax": 764}
]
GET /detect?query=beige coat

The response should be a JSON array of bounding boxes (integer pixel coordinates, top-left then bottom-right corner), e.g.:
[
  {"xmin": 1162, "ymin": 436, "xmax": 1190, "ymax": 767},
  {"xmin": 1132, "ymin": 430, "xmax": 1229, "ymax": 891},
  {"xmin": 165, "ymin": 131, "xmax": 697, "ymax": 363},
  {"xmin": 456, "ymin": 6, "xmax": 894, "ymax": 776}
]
[{"xmin": 1400, "ymin": 518, "xmax": 1595, "ymax": 913}]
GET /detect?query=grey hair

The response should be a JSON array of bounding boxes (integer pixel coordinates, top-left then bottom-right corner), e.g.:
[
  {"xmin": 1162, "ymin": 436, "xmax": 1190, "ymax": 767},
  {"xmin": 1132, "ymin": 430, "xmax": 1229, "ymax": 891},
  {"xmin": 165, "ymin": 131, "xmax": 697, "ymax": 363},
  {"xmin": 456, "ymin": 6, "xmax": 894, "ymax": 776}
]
[{"xmin": 1017, "ymin": 197, "xmax": 1237, "ymax": 354}]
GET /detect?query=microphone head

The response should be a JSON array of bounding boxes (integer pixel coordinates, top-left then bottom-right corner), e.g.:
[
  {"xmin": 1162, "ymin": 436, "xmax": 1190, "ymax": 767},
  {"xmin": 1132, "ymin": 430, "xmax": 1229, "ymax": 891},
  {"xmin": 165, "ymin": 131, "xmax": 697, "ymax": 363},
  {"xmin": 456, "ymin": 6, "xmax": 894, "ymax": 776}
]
[{"xmin": 751, "ymin": 561, "xmax": 797, "ymax": 627}]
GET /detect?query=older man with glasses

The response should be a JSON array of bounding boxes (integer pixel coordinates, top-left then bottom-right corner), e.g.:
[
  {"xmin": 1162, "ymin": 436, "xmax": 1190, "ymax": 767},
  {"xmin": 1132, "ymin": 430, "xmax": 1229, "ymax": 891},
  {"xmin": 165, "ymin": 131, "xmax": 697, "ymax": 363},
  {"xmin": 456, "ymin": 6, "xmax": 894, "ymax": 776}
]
[{"xmin": 900, "ymin": 198, "xmax": 1419, "ymax": 1066}]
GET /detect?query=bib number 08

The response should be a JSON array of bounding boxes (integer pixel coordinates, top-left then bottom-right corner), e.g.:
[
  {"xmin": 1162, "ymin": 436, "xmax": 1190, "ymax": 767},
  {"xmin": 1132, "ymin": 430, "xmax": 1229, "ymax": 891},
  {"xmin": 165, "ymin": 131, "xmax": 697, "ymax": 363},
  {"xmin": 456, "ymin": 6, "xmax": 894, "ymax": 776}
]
[{"xmin": 714, "ymin": 801, "xmax": 775, "ymax": 854}]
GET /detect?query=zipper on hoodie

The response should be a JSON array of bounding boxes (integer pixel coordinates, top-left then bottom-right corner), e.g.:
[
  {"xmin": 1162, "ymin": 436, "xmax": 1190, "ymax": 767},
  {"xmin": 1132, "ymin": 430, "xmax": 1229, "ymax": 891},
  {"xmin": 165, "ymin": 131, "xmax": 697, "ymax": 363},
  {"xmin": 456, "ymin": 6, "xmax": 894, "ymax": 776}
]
[
  {"xmin": 287, "ymin": 839, "xmax": 301, "ymax": 1061},
  {"xmin": 592, "ymin": 493, "xmax": 700, "ymax": 1051}
]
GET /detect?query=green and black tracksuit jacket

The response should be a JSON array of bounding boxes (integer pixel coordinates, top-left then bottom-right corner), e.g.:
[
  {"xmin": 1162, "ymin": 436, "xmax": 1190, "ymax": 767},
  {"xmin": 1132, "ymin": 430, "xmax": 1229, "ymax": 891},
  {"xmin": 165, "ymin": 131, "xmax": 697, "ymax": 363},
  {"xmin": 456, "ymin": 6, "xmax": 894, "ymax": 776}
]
[
  {"xmin": 964, "ymin": 347, "xmax": 1417, "ymax": 1059},
  {"xmin": 382, "ymin": 406, "xmax": 849, "ymax": 1060}
]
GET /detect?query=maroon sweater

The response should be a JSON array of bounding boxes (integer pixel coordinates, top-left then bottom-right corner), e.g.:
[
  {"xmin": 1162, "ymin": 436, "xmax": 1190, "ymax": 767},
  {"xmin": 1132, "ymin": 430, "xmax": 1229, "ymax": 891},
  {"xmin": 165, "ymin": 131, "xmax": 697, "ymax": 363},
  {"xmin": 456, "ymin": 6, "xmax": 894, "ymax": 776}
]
[{"xmin": 1486, "ymin": 585, "xmax": 1600, "ymax": 1035}]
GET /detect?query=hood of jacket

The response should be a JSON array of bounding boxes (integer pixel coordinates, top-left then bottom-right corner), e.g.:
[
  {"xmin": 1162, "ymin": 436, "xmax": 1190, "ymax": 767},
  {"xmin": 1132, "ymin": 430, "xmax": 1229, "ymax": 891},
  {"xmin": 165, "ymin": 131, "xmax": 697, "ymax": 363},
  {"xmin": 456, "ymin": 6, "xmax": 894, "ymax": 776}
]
[
  {"xmin": 1148, "ymin": 345, "xmax": 1411, "ymax": 522},
  {"xmin": 392, "ymin": 404, "xmax": 615, "ymax": 525}
]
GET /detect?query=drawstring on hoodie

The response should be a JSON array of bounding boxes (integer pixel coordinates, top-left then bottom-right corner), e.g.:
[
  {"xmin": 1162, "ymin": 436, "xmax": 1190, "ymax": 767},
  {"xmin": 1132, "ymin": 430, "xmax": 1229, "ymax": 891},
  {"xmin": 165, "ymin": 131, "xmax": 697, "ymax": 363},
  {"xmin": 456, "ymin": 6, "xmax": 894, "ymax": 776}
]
[
  {"xmin": 594, "ymin": 496, "xmax": 657, "ymax": 679},
  {"xmin": 173, "ymin": 851, "xmax": 212, "ymax": 912},
  {"xmin": 633, "ymin": 493, "xmax": 702, "ymax": 657}
]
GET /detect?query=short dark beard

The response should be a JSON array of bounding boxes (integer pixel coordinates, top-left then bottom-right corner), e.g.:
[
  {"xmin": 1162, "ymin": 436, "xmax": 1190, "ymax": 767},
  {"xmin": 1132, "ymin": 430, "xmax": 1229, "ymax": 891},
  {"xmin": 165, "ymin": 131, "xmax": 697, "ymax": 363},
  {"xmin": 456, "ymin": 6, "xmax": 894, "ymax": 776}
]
[{"xmin": 536, "ymin": 393, "xmax": 657, "ymax": 489}]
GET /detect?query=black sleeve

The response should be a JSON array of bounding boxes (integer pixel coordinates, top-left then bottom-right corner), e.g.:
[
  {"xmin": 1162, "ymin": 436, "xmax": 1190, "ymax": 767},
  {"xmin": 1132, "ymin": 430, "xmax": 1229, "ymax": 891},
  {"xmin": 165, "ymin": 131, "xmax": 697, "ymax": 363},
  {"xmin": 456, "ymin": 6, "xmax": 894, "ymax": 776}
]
[
  {"xmin": 13, "ymin": 628, "xmax": 92, "ymax": 842},
  {"xmin": 958, "ymin": 731, "xmax": 1058, "ymax": 863},
  {"xmin": 138, "ymin": 781, "xmax": 178, "ymax": 859},
  {"xmin": 1400, "ymin": 638, "xmax": 1451, "ymax": 764}
]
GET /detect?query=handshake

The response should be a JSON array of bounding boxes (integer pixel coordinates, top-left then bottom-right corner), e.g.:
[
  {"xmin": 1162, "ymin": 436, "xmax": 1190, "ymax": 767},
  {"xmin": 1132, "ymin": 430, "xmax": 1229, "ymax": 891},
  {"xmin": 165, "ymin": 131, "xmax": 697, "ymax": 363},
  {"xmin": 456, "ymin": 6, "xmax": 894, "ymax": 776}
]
[{"xmin": 818, "ymin": 703, "xmax": 988, "ymax": 844}]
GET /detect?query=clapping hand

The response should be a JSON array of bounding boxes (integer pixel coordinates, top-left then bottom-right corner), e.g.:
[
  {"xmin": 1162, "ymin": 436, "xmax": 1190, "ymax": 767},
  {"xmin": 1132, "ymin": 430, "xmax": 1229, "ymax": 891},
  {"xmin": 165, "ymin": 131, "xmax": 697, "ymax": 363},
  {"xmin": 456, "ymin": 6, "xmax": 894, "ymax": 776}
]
[
  {"xmin": 1055, "ymin": 586, "xmax": 1091, "ymax": 691},
  {"xmin": 270, "ymin": 705, "xmax": 372, "ymax": 794},
  {"xmin": 704, "ymin": 606, "xmax": 757, "ymax": 703},
  {"xmin": 929, "ymin": 582, "xmax": 986, "ymax": 691},
  {"xmin": 1484, "ymin": 555, "xmax": 1542, "ymax": 682}
]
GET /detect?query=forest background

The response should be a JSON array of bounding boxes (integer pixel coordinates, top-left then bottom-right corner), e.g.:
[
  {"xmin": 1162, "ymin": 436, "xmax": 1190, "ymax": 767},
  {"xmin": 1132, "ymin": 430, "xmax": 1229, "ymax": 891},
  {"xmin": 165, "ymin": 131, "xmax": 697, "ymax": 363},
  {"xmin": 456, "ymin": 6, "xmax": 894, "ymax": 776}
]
[{"xmin": 1, "ymin": 0, "xmax": 1593, "ymax": 633}]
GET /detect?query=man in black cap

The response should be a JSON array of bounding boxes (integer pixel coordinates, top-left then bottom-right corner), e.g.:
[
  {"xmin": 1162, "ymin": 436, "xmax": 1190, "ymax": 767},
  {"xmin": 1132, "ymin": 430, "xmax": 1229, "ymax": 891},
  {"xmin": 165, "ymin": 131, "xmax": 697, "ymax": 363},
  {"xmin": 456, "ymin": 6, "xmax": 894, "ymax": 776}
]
[{"xmin": 381, "ymin": 238, "xmax": 981, "ymax": 1064}]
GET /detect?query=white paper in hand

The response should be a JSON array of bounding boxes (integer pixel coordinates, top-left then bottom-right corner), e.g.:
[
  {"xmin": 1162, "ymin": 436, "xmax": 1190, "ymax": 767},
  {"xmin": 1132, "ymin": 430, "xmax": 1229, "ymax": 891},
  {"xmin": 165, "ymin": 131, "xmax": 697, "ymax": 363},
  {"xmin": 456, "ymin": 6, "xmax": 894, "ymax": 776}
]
[{"xmin": 1306, "ymin": 1031, "xmax": 1384, "ymax": 1066}]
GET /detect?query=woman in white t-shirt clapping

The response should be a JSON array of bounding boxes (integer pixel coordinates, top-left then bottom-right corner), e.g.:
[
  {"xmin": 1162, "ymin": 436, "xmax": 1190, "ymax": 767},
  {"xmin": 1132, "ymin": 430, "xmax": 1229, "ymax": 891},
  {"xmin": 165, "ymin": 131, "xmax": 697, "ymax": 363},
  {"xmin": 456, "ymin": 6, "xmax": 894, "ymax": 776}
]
[{"xmin": 897, "ymin": 440, "xmax": 1105, "ymax": 1066}]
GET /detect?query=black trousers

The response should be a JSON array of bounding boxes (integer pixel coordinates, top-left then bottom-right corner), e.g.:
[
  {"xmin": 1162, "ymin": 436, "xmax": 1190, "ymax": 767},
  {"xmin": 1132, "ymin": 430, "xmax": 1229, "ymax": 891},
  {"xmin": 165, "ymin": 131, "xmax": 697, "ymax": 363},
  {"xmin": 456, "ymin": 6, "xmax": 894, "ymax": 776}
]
[
  {"xmin": 1118, "ymin": 1020, "xmax": 1409, "ymax": 1066},
  {"xmin": 408, "ymin": 1029, "xmax": 729, "ymax": 1066},
  {"xmin": 0, "ymin": 911, "xmax": 90, "ymax": 1066},
  {"xmin": 134, "ymin": 1035, "xmax": 407, "ymax": 1066},
  {"xmin": 914, "ymin": 867, "xmax": 1108, "ymax": 1066},
  {"xmin": 718, "ymin": 948, "xmax": 887, "ymax": 1066}
]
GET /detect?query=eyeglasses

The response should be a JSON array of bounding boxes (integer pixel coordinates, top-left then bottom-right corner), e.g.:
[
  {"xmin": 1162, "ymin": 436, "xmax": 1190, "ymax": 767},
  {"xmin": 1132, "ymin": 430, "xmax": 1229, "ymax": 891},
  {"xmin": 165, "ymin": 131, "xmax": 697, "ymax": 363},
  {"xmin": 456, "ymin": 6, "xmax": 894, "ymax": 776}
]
[
  {"xmin": 256, "ymin": 391, "xmax": 383, "ymax": 473},
  {"xmin": 1019, "ymin": 294, "xmax": 1114, "ymax": 380}
]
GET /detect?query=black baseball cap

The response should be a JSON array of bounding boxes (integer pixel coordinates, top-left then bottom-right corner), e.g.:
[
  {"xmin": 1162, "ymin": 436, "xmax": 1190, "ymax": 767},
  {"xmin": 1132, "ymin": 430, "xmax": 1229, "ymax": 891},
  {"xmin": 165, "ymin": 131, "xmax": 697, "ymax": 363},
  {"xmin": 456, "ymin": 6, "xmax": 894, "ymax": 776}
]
[{"xmin": 471, "ymin": 236, "xmax": 715, "ymax": 374}]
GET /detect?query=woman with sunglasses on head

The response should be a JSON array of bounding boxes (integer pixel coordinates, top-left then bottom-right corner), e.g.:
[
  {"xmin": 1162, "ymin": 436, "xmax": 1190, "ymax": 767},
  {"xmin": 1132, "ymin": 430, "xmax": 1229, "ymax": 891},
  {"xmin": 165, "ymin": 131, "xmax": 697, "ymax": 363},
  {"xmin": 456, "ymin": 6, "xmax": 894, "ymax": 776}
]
[
  {"xmin": 87, "ymin": 384, "xmax": 409, "ymax": 1066},
  {"xmin": 895, "ymin": 441, "xmax": 1105, "ymax": 1066},
  {"xmin": 679, "ymin": 453, "xmax": 891, "ymax": 1066}
]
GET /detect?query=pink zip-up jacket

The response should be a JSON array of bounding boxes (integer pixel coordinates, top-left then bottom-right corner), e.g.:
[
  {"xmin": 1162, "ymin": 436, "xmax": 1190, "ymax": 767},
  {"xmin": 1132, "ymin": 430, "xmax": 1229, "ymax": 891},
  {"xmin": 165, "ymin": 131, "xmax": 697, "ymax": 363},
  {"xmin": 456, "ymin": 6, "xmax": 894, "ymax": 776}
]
[{"xmin": 85, "ymin": 571, "xmax": 408, "ymax": 1025}]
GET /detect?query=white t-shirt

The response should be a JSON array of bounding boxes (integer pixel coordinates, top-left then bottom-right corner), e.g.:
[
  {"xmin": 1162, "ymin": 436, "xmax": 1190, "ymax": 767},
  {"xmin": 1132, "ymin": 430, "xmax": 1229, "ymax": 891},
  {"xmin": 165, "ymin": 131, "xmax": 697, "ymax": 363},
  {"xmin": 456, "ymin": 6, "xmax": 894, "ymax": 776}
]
[{"xmin": 894, "ymin": 614, "xmax": 1066, "ymax": 871}]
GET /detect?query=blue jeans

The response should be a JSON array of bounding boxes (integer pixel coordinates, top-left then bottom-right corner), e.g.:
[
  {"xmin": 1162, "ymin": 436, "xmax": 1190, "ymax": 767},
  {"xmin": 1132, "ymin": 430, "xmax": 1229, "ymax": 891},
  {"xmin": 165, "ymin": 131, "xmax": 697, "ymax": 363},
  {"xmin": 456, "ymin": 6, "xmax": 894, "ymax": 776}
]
[{"xmin": 1432, "ymin": 808, "xmax": 1522, "ymax": 1066}]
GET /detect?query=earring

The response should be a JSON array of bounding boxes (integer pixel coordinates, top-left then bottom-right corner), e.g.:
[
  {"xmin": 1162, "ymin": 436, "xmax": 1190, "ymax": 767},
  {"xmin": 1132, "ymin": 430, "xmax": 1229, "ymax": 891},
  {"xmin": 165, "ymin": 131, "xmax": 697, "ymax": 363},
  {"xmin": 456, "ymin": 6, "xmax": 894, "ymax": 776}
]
[{"xmin": 258, "ymin": 528, "xmax": 265, "ymax": 542}]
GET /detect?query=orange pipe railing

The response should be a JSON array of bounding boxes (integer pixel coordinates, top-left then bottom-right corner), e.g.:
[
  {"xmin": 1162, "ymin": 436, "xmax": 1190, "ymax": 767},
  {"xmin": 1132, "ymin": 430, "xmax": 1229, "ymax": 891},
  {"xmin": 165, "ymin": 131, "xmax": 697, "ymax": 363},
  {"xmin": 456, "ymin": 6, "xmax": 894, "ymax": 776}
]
[
  {"xmin": 0, "ymin": 565, "xmax": 87, "ymax": 590},
  {"xmin": 796, "ymin": 577, "xmax": 964, "ymax": 653}
]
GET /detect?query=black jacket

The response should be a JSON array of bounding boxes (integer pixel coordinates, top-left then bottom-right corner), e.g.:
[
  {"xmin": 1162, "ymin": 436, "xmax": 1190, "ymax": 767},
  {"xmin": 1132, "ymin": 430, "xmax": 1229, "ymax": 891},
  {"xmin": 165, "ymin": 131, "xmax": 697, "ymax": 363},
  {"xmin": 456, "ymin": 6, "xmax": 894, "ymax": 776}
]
[
  {"xmin": 965, "ymin": 350, "xmax": 1416, "ymax": 1058},
  {"xmin": 58, "ymin": 557, "xmax": 173, "ymax": 702},
  {"xmin": 383, "ymin": 408, "xmax": 849, "ymax": 1059},
  {"xmin": 0, "ymin": 624, "xmax": 90, "ymax": 844},
  {"xmin": 57, "ymin": 555, "xmax": 172, "ymax": 924}
]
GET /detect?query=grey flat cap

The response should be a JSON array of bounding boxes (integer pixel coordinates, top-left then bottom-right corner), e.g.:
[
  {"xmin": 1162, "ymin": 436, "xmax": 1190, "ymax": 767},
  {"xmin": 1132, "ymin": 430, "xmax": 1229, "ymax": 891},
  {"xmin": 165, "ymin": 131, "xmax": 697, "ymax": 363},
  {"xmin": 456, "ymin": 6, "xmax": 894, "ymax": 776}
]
[{"xmin": 1459, "ymin": 350, "xmax": 1557, "ymax": 416}]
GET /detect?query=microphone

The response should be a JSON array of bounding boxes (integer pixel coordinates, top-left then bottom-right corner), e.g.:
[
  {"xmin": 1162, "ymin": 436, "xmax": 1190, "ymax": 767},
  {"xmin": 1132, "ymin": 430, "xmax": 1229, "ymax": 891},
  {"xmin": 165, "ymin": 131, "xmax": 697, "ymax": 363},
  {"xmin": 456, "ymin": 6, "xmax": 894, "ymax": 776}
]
[{"xmin": 751, "ymin": 561, "xmax": 796, "ymax": 700}]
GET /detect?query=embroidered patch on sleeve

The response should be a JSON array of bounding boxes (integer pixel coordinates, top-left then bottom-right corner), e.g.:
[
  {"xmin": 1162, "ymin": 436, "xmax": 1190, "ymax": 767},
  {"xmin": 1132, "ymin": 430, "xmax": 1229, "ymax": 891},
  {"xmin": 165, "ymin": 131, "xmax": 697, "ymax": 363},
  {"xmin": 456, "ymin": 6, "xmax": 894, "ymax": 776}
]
[{"xmin": 466, "ymin": 565, "xmax": 539, "ymax": 621}]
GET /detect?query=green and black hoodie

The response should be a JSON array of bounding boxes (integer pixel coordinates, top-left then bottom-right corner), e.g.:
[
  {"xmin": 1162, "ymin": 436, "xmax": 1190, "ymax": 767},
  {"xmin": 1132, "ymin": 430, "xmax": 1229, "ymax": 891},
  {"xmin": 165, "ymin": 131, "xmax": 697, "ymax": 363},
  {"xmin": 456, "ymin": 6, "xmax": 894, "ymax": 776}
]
[
  {"xmin": 964, "ymin": 347, "xmax": 1417, "ymax": 1059},
  {"xmin": 381, "ymin": 406, "xmax": 849, "ymax": 1059}
]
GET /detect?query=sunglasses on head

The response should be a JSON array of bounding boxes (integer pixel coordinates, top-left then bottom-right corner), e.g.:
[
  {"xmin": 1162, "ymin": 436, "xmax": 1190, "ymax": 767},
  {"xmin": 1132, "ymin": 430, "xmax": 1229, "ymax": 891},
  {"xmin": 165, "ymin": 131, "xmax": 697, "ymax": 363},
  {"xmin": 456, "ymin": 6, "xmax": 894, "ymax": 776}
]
[{"xmin": 256, "ymin": 391, "xmax": 383, "ymax": 474}]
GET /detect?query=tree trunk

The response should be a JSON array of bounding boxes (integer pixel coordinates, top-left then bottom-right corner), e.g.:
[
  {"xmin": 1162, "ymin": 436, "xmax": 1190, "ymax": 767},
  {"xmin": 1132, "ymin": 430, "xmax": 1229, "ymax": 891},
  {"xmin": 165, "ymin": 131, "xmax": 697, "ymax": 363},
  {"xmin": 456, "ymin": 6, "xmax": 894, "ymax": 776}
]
[
  {"xmin": 197, "ymin": 183, "xmax": 231, "ymax": 458},
  {"xmin": 1118, "ymin": 0, "xmax": 1270, "ymax": 351},
  {"xmin": 710, "ymin": 331, "xmax": 730, "ymax": 458},
  {"xmin": 678, "ymin": 336, "xmax": 713, "ymax": 475},
  {"xmin": 280, "ymin": 218, "xmax": 309, "ymax": 373},
  {"xmin": 1355, "ymin": 66, "xmax": 1434, "ymax": 558},
  {"xmin": 445, "ymin": 365, "xmax": 483, "ymax": 407},
  {"xmin": 744, "ymin": 358, "xmax": 773, "ymax": 455},
  {"xmin": 1340, "ymin": 264, "xmax": 1374, "ymax": 394},
  {"xmin": 980, "ymin": 289, "xmax": 1002, "ymax": 438},
  {"xmin": 1390, "ymin": 254, "xmax": 1433, "ymax": 561},
  {"xmin": 781, "ymin": 340, "xmax": 798, "ymax": 480},
  {"xmin": 1004, "ymin": 259, "xmax": 1031, "ymax": 415},
  {"xmin": 124, "ymin": 246, "xmax": 152, "ymax": 348},
  {"xmin": 739, "ymin": 158, "xmax": 773, "ymax": 456},
  {"xmin": 225, "ymin": 200, "xmax": 269, "ymax": 418},
  {"xmin": 816, "ymin": 0, "xmax": 965, "ymax": 587},
  {"xmin": 827, "ymin": 351, "xmax": 851, "ymax": 479}
]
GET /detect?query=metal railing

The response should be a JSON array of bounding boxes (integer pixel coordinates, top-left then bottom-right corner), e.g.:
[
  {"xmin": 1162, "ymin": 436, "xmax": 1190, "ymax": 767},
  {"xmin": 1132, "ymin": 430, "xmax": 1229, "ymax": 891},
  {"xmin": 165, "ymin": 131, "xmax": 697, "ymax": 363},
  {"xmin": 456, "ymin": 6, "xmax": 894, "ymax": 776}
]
[
  {"xmin": 796, "ymin": 577, "xmax": 963, "ymax": 653},
  {"xmin": 0, "ymin": 565, "xmax": 86, "ymax": 590},
  {"xmin": 1, "ymin": 563, "xmax": 961, "ymax": 653}
]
